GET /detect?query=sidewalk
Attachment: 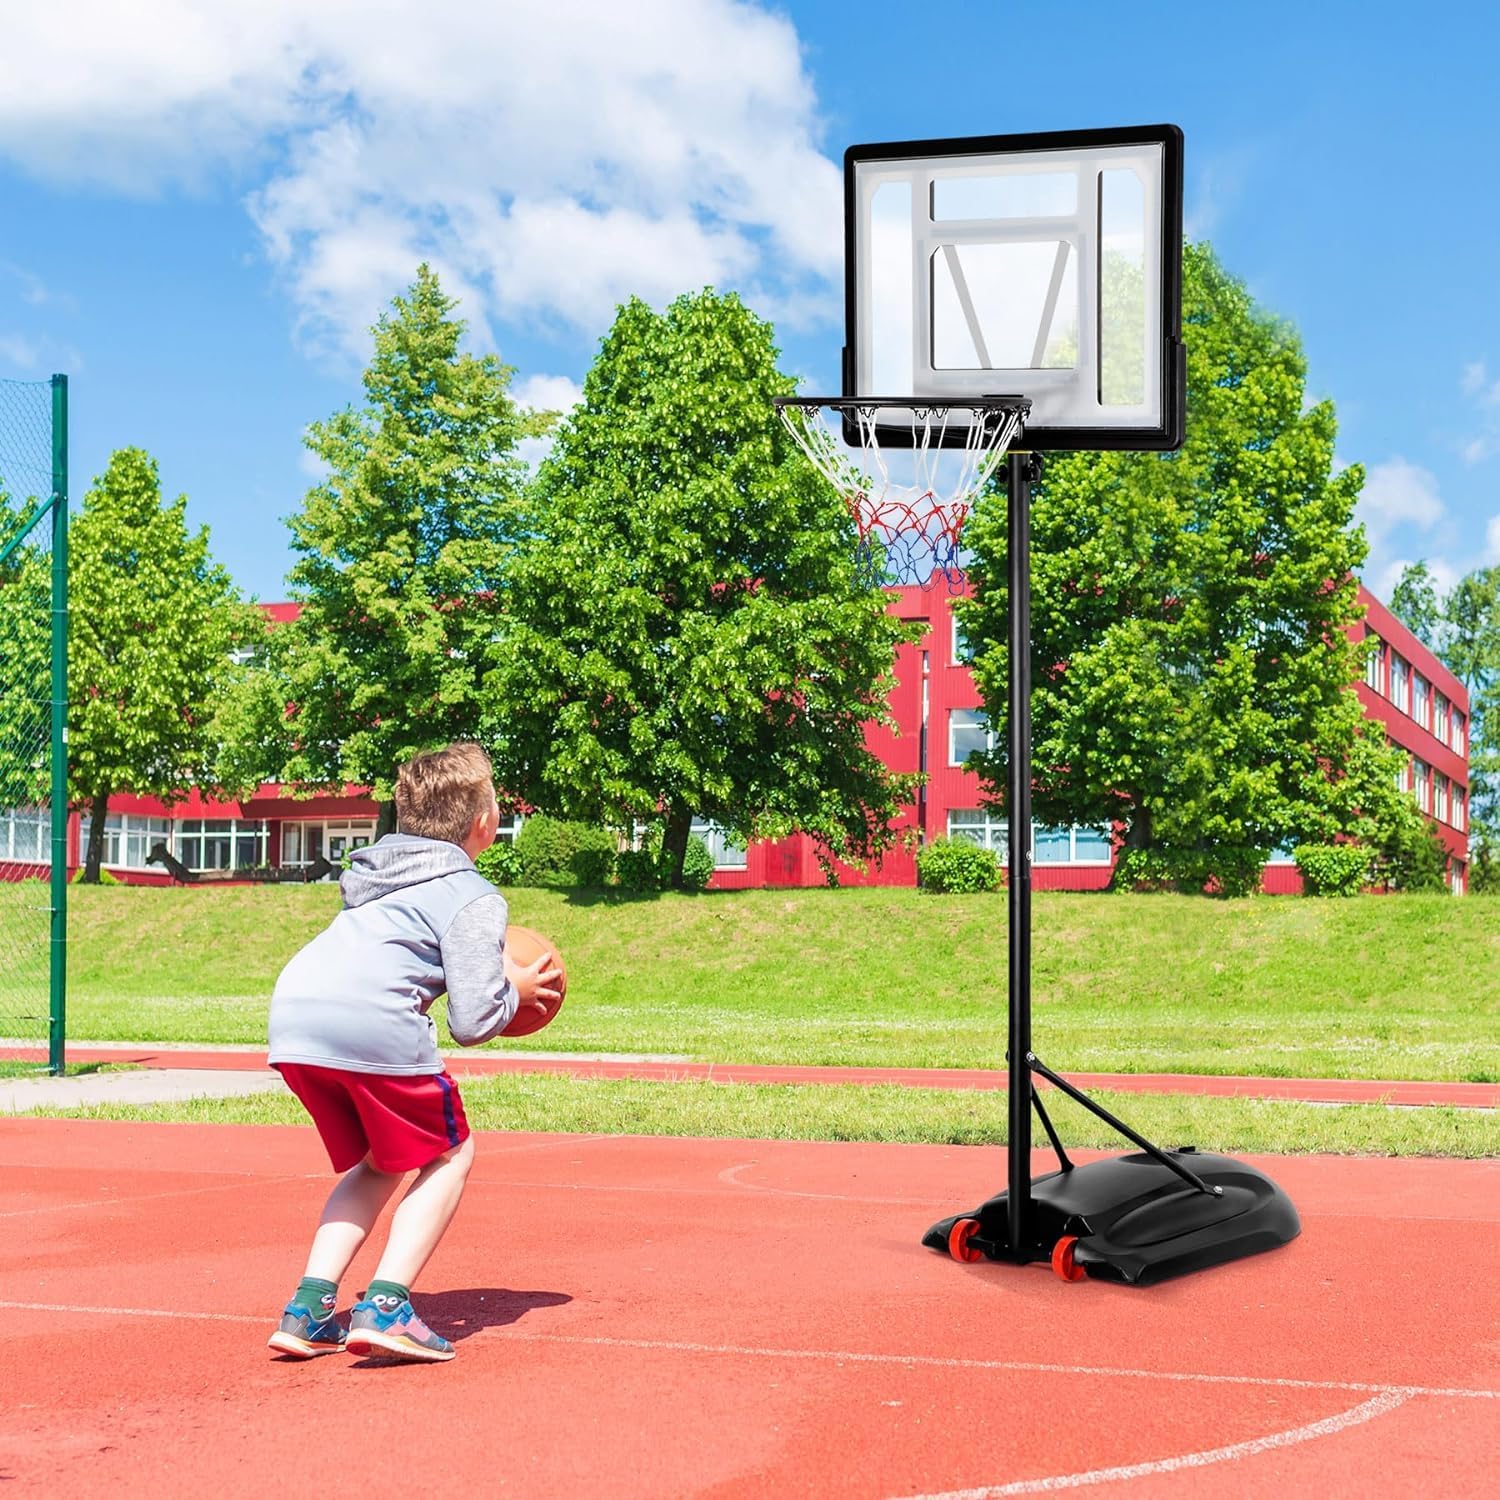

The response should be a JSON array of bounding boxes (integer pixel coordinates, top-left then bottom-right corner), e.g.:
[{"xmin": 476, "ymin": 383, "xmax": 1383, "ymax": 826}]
[{"xmin": 2, "ymin": 1041, "xmax": 1494, "ymax": 1113}]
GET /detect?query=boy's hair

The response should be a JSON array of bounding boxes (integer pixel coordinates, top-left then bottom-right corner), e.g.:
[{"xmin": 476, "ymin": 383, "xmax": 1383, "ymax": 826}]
[{"xmin": 395, "ymin": 742, "xmax": 494, "ymax": 846}]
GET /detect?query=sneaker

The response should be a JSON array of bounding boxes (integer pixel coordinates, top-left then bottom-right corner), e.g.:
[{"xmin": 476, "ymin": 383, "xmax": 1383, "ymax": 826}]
[
  {"xmin": 267, "ymin": 1302, "xmax": 347, "ymax": 1359},
  {"xmin": 345, "ymin": 1293, "xmax": 455, "ymax": 1363}
]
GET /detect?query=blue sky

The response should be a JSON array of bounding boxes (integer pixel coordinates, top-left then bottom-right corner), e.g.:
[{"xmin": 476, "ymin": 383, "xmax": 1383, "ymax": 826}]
[{"xmin": 2, "ymin": 0, "xmax": 1497, "ymax": 604}]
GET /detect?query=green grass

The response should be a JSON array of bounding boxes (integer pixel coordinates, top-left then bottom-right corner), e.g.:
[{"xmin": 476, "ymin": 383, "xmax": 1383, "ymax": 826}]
[
  {"xmin": 39, "ymin": 884, "xmax": 1500, "ymax": 1082},
  {"xmin": 24, "ymin": 1073, "xmax": 1497, "ymax": 1157}
]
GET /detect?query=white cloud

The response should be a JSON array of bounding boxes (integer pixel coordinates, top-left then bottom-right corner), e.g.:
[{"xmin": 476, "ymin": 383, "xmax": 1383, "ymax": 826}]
[
  {"xmin": 1356, "ymin": 457, "xmax": 1445, "ymax": 544},
  {"xmin": 1355, "ymin": 457, "xmax": 1450, "ymax": 602},
  {"xmin": 1459, "ymin": 358, "xmax": 1500, "ymax": 465},
  {"xmin": 0, "ymin": 1, "xmax": 841, "ymax": 360},
  {"xmin": 512, "ymin": 374, "xmax": 582, "ymax": 416},
  {"xmin": 0, "ymin": 333, "xmax": 41, "ymax": 370}
]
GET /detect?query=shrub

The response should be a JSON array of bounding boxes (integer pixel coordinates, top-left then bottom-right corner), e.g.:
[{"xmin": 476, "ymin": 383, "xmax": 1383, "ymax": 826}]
[
  {"xmin": 916, "ymin": 837, "xmax": 1001, "ymax": 894},
  {"xmin": 616, "ymin": 847, "xmax": 662, "ymax": 892},
  {"xmin": 615, "ymin": 829, "xmax": 714, "ymax": 891},
  {"xmin": 513, "ymin": 816, "xmax": 617, "ymax": 887},
  {"xmin": 1201, "ymin": 846, "xmax": 1267, "ymax": 899},
  {"xmin": 571, "ymin": 845, "xmax": 618, "ymax": 888},
  {"xmin": 1293, "ymin": 843, "xmax": 1371, "ymax": 897},
  {"xmin": 474, "ymin": 841, "xmax": 523, "ymax": 887},
  {"xmin": 1114, "ymin": 845, "xmax": 1265, "ymax": 897},
  {"xmin": 1112, "ymin": 848, "xmax": 1179, "ymax": 892},
  {"xmin": 70, "ymin": 866, "xmax": 120, "ymax": 885},
  {"xmin": 680, "ymin": 834, "xmax": 715, "ymax": 891}
]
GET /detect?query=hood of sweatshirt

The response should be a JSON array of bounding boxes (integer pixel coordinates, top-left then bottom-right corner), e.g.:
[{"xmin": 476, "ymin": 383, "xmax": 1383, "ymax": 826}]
[{"xmin": 339, "ymin": 832, "xmax": 477, "ymax": 908}]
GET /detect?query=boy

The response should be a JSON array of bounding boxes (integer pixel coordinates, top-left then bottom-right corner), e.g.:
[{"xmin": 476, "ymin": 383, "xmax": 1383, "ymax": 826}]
[{"xmin": 266, "ymin": 742, "xmax": 559, "ymax": 1363}]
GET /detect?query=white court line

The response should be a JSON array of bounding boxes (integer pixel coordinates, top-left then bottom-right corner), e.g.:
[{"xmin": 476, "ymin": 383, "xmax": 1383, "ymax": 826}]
[
  {"xmin": 901, "ymin": 1392, "xmax": 1411, "ymax": 1498},
  {"xmin": 717, "ymin": 1161, "xmax": 940, "ymax": 1205},
  {"xmin": 0, "ymin": 1301, "xmax": 1494, "ymax": 1405}
]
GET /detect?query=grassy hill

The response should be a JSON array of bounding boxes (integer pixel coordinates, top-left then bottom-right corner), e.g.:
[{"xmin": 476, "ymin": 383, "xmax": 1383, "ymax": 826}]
[{"xmin": 48, "ymin": 883, "xmax": 1500, "ymax": 1083}]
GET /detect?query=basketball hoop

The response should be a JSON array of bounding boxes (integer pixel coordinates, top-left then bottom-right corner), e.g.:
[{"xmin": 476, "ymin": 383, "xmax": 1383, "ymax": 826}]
[{"xmin": 775, "ymin": 395, "xmax": 1030, "ymax": 590}]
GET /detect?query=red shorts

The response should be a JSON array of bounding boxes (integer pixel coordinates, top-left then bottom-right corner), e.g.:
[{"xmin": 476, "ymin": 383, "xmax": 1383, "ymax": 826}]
[{"xmin": 275, "ymin": 1064, "xmax": 470, "ymax": 1174}]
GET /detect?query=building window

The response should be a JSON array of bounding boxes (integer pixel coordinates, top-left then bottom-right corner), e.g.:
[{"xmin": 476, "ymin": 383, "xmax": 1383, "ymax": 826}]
[
  {"xmin": 1032, "ymin": 824, "xmax": 1114, "ymax": 864},
  {"xmin": 949, "ymin": 708, "xmax": 994, "ymax": 767},
  {"xmin": 947, "ymin": 809, "xmax": 1009, "ymax": 862},
  {"xmin": 690, "ymin": 819, "xmax": 748, "ymax": 870},
  {"xmin": 952, "ymin": 613, "xmax": 975, "ymax": 665},
  {"xmin": 1452, "ymin": 862, "xmax": 1466, "ymax": 896},
  {"xmin": 77, "ymin": 811, "xmax": 173, "ymax": 870},
  {"xmin": 1453, "ymin": 787, "xmax": 1467, "ymax": 833},
  {"xmin": 1434, "ymin": 693, "xmax": 1449, "ymax": 747},
  {"xmin": 0, "ymin": 805, "xmax": 51, "ymax": 864},
  {"xmin": 496, "ymin": 812, "xmax": 522, "ymax": 845},
  {"xmin": 281, "ymin": 819, "xmax": 375, "ymax": 870},
  {"xmin": 1453, "ymin": 712, "xmax": 1466, "ymax": 757},
  {"xmin": 1364, "ymin": 635, "xmax": 1385, "ymax": 693},
  {"xmin": 1412, "ymin": 759, "xmax": 1431, "ymax": 814},
  {"xmin": 174, "ymin": 818, "xmax": 268, "ymax": 872},
  {"xmin": 1435, "ymin": 774, "xmax": 1449, "ymax": 824},
  {"xmin": 1412, "ymin": 675, "xmax": 1430, "ymax": 730},
  {"xmin": 1390, "ymin": 655, "xmax": 1410, "ymax": 714}
]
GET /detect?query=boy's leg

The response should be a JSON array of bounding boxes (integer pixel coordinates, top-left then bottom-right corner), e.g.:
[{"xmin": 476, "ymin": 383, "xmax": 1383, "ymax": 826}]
[
  {"xmin": 303, "ymin": 1156, "xmax": 406, "ymax": 1283},
  {"xmin": 346, "ymin": 1136, "xmax": 474, "ymax": 1363},
  {"xmin": 371, "ymin": 1134, "xmax": 475, "ymax": 1288},
  {"xmin": 269, "ymin": 1155, "xmax": 405, "ymax": 1358}
]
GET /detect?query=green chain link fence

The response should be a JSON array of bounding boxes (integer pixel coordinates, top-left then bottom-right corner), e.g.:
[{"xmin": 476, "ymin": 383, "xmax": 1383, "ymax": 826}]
[{"xmin": 0, "ymin": 375, "xmax": 68, "ymax": 1073}]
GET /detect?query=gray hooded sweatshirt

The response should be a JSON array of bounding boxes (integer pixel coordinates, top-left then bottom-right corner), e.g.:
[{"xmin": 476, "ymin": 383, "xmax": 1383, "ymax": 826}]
[{"xmin": 268, "ymin": 833, "xmax": 519, "ymax": 1076}]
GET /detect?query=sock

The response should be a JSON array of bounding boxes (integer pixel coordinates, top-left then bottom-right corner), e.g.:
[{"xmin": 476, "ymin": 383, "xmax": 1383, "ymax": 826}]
[
  {"xmin": 365, "ymin": 1279, "xmax": 410, "ymax": 1310},
  {"xmin": 293, "ymin": 1276, "xmax": 338, "ymax": 1322}
]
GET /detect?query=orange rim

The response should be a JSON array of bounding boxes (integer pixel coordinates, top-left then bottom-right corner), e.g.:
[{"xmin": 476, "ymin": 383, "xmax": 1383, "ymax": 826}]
[
  {"xmin": 1051, "ymin": 1234, "xmax": 1087, "ymax": 1282},
  {"xmin": 948, "ymin": 1217, "xmax": 984, "ymax": 1263}
]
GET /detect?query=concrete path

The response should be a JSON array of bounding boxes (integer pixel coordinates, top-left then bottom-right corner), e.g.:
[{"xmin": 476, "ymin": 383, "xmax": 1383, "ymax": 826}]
[{"xmin": 2, "ymin": 1040, "xmax": 1495, "ymax": 1114}]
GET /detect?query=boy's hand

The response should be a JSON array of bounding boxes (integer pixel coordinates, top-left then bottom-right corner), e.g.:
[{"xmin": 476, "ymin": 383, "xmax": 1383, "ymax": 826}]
[{"xmin": 505, "ymin": 948, "xmax": 563, "ymax": 1021}]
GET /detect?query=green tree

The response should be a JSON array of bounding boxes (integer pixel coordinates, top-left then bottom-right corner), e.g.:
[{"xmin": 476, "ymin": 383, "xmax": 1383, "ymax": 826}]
[
  {"xmin": 275, "ymin": 265, "xmax": 550, "ymax": 821},
  {"xmin": 0, "ymin": 494, "xmax": 55, "ymax": 812},
  {"xmin": 1436, "ymin": 564, "xmax": 1499, "ymax": 840},
  {"xmin": 1389, "ymin": 560, "xmax": 1441, "ymax": 647},
  {"xmin": 482, "ymin": 289, "xmax": 921, "ymax": 887},
  {"xmin": 959, "ymin": 243, "xmax": 1393, "ymax": 888},
  {"xmin": 68, "ymin": 448, "xmax": 248, "ymax": 882}
]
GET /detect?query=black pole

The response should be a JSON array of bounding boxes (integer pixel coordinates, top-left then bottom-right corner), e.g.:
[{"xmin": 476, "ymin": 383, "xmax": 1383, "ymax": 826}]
[{"xmin": 1006, "ymin": 450, "xmax": 1035, "ymax": 1257}]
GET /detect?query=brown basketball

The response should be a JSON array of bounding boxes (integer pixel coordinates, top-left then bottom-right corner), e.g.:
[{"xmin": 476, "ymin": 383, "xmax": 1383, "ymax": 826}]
[{"xmin": 500, "ymin": 924, "xmax": 567, "ymax": 1037}]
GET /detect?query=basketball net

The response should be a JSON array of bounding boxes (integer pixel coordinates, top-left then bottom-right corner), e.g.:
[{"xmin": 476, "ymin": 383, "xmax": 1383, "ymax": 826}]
[{"xmin": 776, "ymin": 397, "xmax": 1029, "ymax": 591}]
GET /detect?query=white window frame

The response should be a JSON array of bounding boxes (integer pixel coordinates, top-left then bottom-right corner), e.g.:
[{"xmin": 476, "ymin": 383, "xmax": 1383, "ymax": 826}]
[
  {"xmin": 1364, "ymin": 635, "xmax": 1385, "ymax": 693},
  {"xmin": 174, "ymin": 817, "xmax": 269, "ymax": 873},
  {"xmin": 1453, "ymin": 713, "xmax": 1466, "ymax": 757},
  {"xmin": 280, "ymin": 818, "xmax": 377, "ymax": 869},
  {"xmin": 949, "ymin": 708, "xmax": 994, "ymax": 767},
  {"xmin": 1032, "ymin": 824, "xmax": 1110, "ymax": 865},
  {"xmin": 0, "ymin": 805, "xmax": 51, "ymax": 864},
  {"xmin": 1435, "ymin": 774, "xmax": 1449, "ymax": 824},
  {"xmin": 1433, "ymin": 693, "xmax": 1449, "ymax": 748},
  {"xmin": 1412, "ymin": 674, "xmax": 1430, "ymax": 731},
  {"xmin": 77, "ymin": 811, "xmax": 174, "ymax": 871},
  {"xmin": 690, "ymin": 819, "xmax": 748, "ymax": 870},
  {"xmin": 1390, "ymin": 654, "xmax": 1410, "ymax": 714},
  {"xmin": 947, "ymin": 809, "xmax": 1010, "ymax": 861},
  {"xmin": 951, "ymin": 613, "xmax": 975, "ymax": 665},
  {"xmin": 1413, "ymin": 759, "xmax": 1431, "ymax": 814}
]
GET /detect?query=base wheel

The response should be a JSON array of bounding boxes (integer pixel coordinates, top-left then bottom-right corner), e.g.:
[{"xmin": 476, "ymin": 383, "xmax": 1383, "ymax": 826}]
[
  {"xmin": 1051, "ymin": 1233, "xmax": 1087, "ymax": 1282},
  {"xmin": 948, "ymin": 1217, "xmax": 984, "ymax": 1263}
]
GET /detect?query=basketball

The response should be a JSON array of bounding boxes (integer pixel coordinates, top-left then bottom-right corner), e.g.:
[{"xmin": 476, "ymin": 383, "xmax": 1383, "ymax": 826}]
[{"xmin": 501, "ymin": 924, "xmax": 566, "ymax": 1037}]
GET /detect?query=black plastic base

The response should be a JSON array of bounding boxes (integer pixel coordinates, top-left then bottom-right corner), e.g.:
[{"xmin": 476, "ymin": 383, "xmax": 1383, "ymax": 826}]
[{"xmin": 923, "ymin": 1150, "xmax": 1300, "ymax": 1286}]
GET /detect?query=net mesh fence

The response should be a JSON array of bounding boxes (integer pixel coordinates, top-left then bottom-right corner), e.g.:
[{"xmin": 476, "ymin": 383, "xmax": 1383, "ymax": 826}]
[{"xmin": 0, "ymin": 379, "xmax": 60, "ymax": 1058}]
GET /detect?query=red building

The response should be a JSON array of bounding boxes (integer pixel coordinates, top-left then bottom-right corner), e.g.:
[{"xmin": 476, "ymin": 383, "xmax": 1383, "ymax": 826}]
[{"xmin": 0, "ymin": 584, "xmax": 1470, "ymax": 893}]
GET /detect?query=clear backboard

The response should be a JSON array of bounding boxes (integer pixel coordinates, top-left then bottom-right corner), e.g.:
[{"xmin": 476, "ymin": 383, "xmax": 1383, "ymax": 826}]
[{"xmin": 842, "ymin": 124, "xmax": 1184, "ymax": 451}]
